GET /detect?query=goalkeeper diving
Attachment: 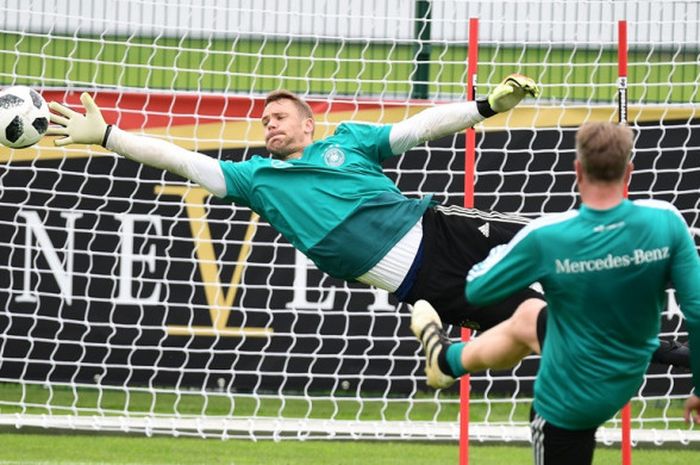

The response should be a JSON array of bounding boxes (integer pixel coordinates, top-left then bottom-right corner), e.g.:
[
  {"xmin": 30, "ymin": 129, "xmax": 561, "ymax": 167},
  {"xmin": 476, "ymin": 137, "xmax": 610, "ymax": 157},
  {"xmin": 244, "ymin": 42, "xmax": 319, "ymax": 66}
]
[{"xmin": 46, "ymin": 75, "xmax": 688, "ymax": 370}]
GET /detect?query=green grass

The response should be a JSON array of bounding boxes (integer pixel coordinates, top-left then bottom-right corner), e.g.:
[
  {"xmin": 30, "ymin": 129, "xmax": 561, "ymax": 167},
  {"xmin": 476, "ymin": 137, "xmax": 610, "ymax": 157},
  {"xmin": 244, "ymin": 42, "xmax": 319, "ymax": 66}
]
[
  {"xmin": 0, "ymin": 382, "xmax": 691, "ymax": 432},
  {"xmin": 1, "ymin": 431, "xmax": 699, "ymax": 465},
  {"xmin": 1, "ymin": 32, "xmax": 698, "ymax": 103},
  {"xmin": 0, "ymin": 382, "xmax": 473, "ymax": 422},
  {"xmin": 0, "ymin": 384, "xmax": 697, "ymax": 463}
]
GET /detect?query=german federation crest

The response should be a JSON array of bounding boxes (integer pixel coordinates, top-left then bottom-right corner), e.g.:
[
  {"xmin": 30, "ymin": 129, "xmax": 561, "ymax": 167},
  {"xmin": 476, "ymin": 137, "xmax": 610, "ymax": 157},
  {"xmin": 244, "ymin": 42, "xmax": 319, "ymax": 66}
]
[{"xmin": 323, "ymin": 146, "xmax": 346, "ymax": 167}]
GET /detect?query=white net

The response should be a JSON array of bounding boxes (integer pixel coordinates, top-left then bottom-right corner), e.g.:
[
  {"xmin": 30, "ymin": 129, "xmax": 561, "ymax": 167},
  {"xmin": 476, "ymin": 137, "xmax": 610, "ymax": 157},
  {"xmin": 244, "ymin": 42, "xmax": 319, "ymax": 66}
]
[{"xmin": 0, "ymin": 0, "xmax": 698, "ymax": 445}]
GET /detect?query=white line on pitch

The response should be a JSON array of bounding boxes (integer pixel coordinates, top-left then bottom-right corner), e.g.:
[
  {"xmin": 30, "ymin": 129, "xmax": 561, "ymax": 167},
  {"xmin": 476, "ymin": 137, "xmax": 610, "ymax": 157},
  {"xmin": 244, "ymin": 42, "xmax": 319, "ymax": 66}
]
[{"xmin": 0, "ymin": 462, "xmax": 222, "ymax": 465}]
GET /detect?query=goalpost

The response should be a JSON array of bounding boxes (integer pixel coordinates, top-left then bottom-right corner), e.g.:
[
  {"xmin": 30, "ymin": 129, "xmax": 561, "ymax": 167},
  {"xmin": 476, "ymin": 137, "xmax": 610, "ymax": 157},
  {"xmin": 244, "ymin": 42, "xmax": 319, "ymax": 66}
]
[{"xmin": 1, "ymin": 0, "xmax": 699, "ymax": 450}]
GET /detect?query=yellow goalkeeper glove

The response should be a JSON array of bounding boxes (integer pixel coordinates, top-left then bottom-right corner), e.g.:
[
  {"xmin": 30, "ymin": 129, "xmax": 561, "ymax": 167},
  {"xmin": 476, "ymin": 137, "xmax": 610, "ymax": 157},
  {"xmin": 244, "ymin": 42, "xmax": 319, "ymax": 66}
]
[
  {"xmin": 487, "ymin": 74, "xmax": 540, "ymax": 113},
  {"xmin": 47, "ymin": 92, "xmax": 110, "ymax": 147}
]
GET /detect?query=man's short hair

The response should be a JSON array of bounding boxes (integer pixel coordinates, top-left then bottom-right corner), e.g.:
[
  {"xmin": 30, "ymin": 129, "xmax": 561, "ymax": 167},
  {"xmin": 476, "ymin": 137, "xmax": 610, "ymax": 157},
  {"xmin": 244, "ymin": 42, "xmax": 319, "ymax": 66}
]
[
  {"xmin": 575, "ymin": 122, "xmax": 634, "ymax": 182},
  {"xmin": 264, "ymin": 90, "xmax": 314, "ymax": 121}
]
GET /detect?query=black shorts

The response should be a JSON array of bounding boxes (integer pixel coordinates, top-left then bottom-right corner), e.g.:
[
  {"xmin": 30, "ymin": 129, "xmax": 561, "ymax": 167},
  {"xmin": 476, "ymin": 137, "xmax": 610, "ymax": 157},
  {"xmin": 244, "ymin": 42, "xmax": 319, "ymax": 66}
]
[
  {"xmin": 530, "ymin": 407, "xmax": 597, "ymax": 465},
  {"xmin": 402, "ymin": 205, "xmax": 544, "ymax": 330}
]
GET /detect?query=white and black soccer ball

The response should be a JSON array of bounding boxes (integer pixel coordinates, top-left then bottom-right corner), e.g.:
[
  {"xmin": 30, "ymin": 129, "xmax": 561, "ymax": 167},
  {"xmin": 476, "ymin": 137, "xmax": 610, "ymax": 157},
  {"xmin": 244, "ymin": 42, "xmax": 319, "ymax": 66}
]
[{"xmin": 0, "ymin": 85, "xmax": 50, "ymax": 149}]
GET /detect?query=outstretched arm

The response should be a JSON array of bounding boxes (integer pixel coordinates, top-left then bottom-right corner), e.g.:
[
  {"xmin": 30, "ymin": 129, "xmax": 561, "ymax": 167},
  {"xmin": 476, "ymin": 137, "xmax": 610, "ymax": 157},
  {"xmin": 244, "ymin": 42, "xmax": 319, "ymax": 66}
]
[
  {"xmin": 389, "ymin": 74, "xmax": 539, "ymax": 155},
  {"xmin": 47, "ymin": 93, "xmax": 227, "ymax": 198}
]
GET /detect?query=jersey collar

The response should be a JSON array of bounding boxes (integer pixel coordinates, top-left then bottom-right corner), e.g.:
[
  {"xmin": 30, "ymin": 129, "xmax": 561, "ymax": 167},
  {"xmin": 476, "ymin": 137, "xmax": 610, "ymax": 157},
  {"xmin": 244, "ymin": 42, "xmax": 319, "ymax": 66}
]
[{"xmin": 579, "ymin": 199, "xmax": 632, "ymax": 220}]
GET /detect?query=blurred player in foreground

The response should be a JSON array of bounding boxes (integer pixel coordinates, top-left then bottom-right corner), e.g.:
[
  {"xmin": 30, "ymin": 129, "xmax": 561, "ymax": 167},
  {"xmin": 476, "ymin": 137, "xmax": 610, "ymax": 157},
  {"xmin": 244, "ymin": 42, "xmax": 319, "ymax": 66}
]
[{"xmin": 412, "ymin": 122, "xmax": 700, "ymax": 465}]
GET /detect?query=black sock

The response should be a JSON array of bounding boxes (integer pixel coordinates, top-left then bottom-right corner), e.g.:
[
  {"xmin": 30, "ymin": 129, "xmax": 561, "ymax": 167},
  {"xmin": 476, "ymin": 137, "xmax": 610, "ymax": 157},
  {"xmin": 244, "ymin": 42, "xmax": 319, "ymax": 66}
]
[
  {"xmin": 437, "ymin": 346, "xmax": 453, "ymax": 377},
  {"xmin": 651, "ymin": 339, "xmax": 690, "ymax": 369}
]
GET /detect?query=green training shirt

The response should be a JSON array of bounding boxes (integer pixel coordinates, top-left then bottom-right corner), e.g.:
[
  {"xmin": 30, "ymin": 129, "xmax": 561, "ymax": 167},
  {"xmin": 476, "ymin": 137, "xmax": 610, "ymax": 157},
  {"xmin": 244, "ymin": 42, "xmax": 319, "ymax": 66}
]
[
  {"xmin": 466, "ymin": 199, "xmax": 700, "ymax": 430},
  {"xmin": 219, "ymin": 122, "xmax": 432, "ymax": 280}
]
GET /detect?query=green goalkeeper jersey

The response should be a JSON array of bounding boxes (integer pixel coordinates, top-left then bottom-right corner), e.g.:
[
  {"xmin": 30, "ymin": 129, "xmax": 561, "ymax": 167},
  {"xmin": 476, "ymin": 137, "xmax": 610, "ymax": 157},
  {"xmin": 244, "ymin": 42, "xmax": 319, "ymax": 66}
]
[
  {"xmin": 219, "ymin": 122, "xmax": 432, "ymax": 280},
  {"xmin": 466, "ymin": 199, "xmax": 700, "ymax": 430}
]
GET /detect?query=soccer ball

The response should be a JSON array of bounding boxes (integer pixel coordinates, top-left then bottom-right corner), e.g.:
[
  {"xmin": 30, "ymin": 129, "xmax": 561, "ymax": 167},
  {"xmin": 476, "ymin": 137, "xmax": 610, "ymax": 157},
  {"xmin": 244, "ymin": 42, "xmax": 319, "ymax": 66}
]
[{"xmin": 0, "ymin": 86, "xmax": 50, "ymax": 149}]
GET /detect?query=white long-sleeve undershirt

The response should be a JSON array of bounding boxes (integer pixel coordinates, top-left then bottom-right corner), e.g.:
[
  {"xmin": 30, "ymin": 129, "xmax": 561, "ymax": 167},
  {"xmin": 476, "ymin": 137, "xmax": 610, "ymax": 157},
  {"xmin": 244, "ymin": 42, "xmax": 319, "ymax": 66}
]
[
  {"xmin": 388, "ymin": 101, "xmax": 485, "ymax": 155},
  {"xmin": 104, "ymin": 101, "xmax": 485, "ymax": 197},
  {"xmin": 106, "ymin": 127, "xmax": 228, "ymax": 197}
]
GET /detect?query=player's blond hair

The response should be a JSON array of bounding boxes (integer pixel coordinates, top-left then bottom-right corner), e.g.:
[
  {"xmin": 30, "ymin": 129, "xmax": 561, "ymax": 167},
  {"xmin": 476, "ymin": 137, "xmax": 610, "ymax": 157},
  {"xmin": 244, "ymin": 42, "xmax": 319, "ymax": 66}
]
[
  {"xmin": 264, "ymin": 90, "xmax": 314, "ymax": 120},
  {"xmin": 576, "ymin": 122, "xmax": 634, "ymax": 182}
]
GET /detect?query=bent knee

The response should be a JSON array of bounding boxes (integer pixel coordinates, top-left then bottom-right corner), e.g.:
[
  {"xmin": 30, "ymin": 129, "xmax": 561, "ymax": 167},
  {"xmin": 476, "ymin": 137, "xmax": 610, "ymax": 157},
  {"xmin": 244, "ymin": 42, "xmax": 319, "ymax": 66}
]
[
  {"xmin": 512, "ymin": 298, "xmax": 545, "ymax": 325},
  {"xmin": 508, "ymin": 298, "xmax": 546, "ymax": 352}
]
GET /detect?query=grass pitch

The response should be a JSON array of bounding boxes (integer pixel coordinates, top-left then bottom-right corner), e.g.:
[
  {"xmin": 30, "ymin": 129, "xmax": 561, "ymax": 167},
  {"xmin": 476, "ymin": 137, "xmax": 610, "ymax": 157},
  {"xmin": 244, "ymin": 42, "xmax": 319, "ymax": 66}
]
[{"xmin": 2, "ymin": 431, "xmax": 699, "ymax": 465}]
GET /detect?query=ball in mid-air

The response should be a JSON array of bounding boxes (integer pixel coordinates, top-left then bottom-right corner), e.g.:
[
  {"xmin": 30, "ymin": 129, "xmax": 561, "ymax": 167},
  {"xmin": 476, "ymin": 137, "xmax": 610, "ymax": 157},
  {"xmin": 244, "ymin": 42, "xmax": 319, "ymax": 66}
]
[{"xmin": 0, "ymin": 85, "xmax": 50, "ymax": 149}]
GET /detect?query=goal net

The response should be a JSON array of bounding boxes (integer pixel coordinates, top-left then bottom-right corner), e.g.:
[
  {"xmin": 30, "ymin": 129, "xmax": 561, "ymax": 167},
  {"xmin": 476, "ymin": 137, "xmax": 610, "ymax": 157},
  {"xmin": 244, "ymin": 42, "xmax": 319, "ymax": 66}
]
[{"xmin": 0, "ymin": 0, "xmax": 698, "ymax": 445}]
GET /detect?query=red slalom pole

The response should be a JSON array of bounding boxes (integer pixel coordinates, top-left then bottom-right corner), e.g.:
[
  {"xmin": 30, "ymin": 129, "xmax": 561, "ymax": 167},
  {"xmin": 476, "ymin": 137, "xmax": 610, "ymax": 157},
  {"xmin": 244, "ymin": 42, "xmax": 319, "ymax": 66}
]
[
  {"xmin": 618, "ymin": 18, "xmax": 633, "ymax": 465},
  {"xmin": 618, "ymin": 20, "xmax": 629, "ymax": 127},
  {"xmin": 460, "ymin": 16, "xmax": 479, "ymax": 465}
]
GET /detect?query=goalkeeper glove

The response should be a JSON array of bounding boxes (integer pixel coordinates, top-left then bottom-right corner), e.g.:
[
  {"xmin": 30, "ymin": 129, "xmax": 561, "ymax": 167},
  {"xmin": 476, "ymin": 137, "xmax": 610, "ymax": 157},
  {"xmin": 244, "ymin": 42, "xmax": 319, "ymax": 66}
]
[
  {"xmin": 487, "ymin": 74, "xmax": 540, "ymax": 113},
  {"xmin": 47, "ymin": 92, "xmax": 111, "ymax": 147}
]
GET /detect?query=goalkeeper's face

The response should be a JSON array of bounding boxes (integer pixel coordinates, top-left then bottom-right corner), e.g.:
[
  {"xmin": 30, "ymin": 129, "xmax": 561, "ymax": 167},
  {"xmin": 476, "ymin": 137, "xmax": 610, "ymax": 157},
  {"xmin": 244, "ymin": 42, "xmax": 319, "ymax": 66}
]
[{"xmin": 262, "ymin": 99, "xmax": 314, "ymax": 159}]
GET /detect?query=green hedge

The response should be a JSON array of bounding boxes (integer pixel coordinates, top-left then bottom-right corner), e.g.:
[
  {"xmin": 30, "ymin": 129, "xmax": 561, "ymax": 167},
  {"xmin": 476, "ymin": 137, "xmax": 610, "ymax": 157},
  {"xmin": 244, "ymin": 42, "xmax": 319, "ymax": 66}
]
[{"xmin": 1, "ymin": 33, "xmax": 697, "ymax": 103}]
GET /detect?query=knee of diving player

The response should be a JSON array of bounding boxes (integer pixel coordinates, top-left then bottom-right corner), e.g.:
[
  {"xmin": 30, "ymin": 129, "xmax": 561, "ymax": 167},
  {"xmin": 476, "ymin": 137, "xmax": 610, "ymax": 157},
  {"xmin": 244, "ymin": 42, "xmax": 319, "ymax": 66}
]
[{"xmin": 507, "ymin": 298, "xmax": 547, "ymax": 354}]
